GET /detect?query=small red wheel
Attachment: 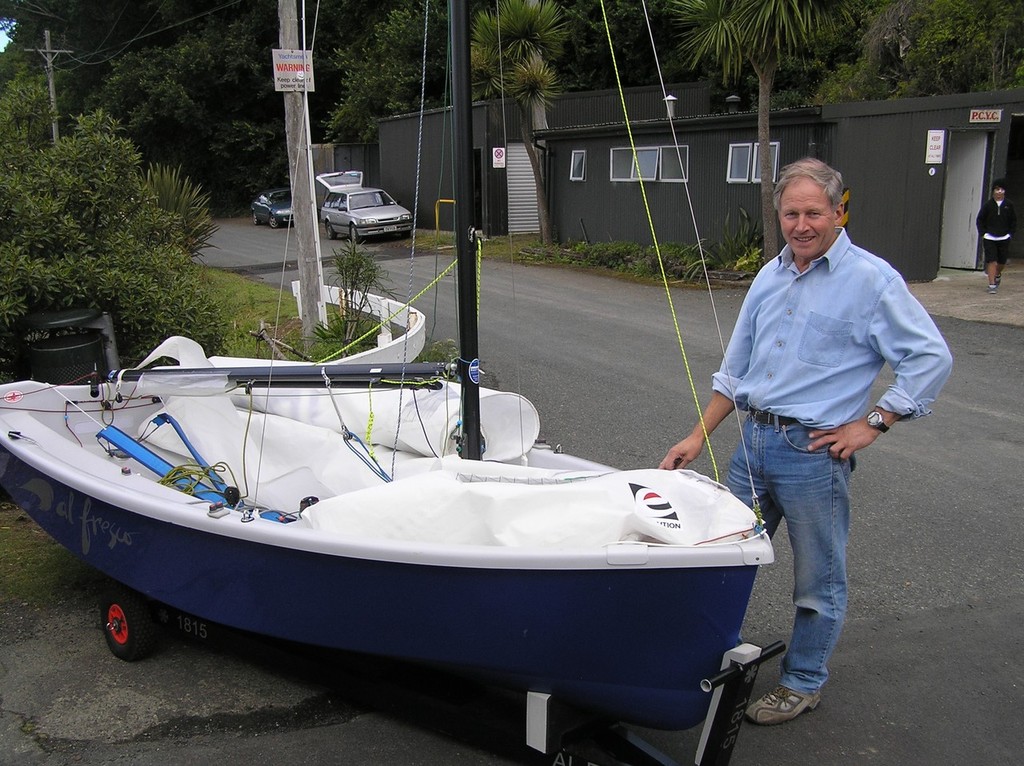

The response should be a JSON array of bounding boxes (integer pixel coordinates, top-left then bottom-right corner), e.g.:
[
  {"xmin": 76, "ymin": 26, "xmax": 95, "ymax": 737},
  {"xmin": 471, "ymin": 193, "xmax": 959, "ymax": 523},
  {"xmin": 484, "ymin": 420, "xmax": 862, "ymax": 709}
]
[{"xmin": 100, "ymin": 588, "xmax": 158, "ymax": 662}]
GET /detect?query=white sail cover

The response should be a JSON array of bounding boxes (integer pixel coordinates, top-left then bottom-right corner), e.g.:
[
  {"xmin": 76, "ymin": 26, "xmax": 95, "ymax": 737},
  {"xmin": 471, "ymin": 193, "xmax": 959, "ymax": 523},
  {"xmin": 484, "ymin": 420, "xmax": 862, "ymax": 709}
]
[{"xmin": 302, "ymin": 458, "xmax": 759, "ymax": 548}]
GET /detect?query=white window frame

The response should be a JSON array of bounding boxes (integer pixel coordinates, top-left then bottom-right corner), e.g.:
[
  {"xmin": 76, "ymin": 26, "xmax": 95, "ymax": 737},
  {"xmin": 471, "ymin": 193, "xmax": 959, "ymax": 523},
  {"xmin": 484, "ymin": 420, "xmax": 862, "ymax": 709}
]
[
  {"xmin": 610, "ymin": 147, "xmax": 659, "ymax": 181},
  {"xmin": 727, "ymin": 143, "xmax": 753, "ymax": 183},
  {"xmin": 570, "ymin": 149, "xmax": 587, "ymax": 181},
  {"xmin": 750, "ymin": 142, "xmax": 781, "ymax": 183},
  {"xmin": 659, "ymin": 145, "xmax": 689, "ymax": 182},
  {"xmin": 728, "ymin": 142, "xmax": 780, "ymax": 183}
]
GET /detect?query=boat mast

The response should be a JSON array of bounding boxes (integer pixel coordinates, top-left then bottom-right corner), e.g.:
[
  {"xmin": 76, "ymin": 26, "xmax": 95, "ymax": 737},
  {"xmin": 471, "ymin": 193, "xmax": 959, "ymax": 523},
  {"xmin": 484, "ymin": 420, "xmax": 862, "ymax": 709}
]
[{"xmin": 450, "ymin": 0, "xmax": 482, "ymax": 460}]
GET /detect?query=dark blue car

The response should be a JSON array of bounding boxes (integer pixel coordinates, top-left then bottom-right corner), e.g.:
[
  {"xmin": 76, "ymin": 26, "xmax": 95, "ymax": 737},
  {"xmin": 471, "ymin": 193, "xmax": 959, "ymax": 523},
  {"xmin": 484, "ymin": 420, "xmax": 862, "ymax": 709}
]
[{"xmin": 250, "ymin": 188, "xmax": 293, "ymax": 228}]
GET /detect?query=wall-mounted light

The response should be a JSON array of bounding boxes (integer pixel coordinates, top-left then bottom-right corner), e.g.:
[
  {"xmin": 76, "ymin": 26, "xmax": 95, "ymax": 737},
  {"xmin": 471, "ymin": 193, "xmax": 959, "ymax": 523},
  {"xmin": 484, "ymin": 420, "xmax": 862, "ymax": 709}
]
[{"xmin": 664, "ymin": 94, "xmax": 677, "ymax": 119}]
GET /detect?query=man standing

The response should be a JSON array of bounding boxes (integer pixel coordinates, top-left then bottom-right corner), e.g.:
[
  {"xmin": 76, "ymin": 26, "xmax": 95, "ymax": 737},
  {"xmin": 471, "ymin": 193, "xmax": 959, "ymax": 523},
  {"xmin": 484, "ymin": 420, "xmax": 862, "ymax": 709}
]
[
  {"xmin": 976, "ymin": 179, "xmax": 1016, "ymax": 293},
  {"xmin": 659, "ymin": 158, "xmax": 952, "ymax": 725}
]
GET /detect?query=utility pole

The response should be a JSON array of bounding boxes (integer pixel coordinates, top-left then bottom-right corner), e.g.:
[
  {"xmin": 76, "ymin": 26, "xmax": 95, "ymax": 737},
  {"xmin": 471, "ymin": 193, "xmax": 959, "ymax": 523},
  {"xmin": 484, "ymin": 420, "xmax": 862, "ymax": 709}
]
[
  {"xmin": 28, "ymin": 29, "xmax": 71, "ymax": 143},
  {"xmin": 278, "ymin": 0, "xmax": 324, "ymax": 342}
]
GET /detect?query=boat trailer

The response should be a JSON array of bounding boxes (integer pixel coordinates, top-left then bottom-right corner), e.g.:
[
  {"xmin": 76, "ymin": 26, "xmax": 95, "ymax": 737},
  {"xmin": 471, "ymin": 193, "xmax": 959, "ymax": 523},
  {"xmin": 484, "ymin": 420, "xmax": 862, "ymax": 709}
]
[
  {"xmin": 522, "ymin": 640, "xmax": 786, "ymax": 766},
  {"xmin": 103, "ymin": 584, "xmax": 784, "ymax": 766}
]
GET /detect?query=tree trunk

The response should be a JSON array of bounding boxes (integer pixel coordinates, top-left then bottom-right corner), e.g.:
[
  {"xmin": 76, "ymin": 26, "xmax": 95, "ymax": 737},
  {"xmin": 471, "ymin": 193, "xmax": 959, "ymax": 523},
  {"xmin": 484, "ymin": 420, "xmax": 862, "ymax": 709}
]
[
  {"xmin": 519, "ymin": 105, "xmax": 553, "ymax": 244},
  {"xmin": 755, "ymin": 60, "xmax": 778, "ymax": 262}
]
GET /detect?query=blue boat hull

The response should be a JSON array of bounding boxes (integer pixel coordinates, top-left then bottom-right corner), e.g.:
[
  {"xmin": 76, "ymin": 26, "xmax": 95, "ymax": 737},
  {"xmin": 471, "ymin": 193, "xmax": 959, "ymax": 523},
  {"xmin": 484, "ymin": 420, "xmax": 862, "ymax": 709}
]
[{"xmin": 0, "ymin": 443, "xmax": 758, "ymax": 731}]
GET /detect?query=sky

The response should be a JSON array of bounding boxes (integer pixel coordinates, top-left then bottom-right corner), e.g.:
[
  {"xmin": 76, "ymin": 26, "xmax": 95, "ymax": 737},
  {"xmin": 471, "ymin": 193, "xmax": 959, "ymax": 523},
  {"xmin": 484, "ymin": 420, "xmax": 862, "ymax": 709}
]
[{"xmin": 0, "ymin": 31, "xmax": 8, "ymax": 52}]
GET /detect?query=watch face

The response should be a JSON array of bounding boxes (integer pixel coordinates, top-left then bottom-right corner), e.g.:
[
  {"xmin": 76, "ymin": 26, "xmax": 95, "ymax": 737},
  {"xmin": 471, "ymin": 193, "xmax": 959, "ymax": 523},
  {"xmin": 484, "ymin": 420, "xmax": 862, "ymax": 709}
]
[{"xmin": 867, "ymin": 412, "xmax": 881, "ymax": 426}]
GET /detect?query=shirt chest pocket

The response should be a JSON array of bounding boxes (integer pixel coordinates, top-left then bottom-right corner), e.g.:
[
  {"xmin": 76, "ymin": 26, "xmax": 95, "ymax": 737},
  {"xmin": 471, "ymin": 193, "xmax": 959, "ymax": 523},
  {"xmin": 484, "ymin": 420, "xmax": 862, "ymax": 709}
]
[{"xmin": 797, "ymin": 311, "xmax": 853, "ymax": 367}]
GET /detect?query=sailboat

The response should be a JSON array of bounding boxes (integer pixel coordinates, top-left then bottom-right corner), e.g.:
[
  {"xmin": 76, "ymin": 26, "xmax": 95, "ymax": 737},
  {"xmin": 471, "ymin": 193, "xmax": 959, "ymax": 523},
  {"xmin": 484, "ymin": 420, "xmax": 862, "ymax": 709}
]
[{"xmin": 0, "ymin": 0, "xmax": 773, "ymax": 753}]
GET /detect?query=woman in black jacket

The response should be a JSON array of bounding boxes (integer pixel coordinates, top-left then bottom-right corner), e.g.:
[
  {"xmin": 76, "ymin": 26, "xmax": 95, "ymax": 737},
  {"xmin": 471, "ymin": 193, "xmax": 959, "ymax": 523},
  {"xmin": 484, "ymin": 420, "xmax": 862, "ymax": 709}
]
[{"xmin": 976, "ymin": 179, "xmax": 1017, "ymax": 293}]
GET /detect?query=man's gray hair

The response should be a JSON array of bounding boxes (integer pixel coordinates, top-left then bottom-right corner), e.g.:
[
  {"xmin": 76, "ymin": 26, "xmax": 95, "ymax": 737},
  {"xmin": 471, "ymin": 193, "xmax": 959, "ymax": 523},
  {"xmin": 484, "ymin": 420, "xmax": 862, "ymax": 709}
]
[{"xmin": 773, "ymin": 158, "xmax": 844, "ymax": 210}]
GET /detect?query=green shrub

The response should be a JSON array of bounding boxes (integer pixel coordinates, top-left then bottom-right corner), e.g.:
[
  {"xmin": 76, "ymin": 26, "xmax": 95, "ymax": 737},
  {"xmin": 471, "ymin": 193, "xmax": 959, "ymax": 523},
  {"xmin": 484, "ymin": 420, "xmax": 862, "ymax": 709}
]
[
  {"xmin": 0, "ymin": 79, "xmax": 225, "ymax": 379},
  {"xmin": 712, "ymin": 207, "xmax": 763, "ymax": 270},
  {"xmin": 314, "ymin": 238, "xmax": 396, "ymax": 357}
]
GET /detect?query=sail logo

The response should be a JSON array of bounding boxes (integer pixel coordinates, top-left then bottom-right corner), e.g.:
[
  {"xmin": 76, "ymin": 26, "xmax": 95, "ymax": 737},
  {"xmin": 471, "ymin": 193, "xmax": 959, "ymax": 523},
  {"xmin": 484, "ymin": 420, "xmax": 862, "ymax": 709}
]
[{"xmin": 629, "ymin": 482, "xmax": 682, "ymax": 529}]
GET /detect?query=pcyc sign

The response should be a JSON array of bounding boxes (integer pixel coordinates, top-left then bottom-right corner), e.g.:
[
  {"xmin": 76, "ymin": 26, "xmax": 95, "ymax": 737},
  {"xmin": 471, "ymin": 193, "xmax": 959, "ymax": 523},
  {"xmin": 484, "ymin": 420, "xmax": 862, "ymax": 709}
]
[{"xmin": 969, "ymin": 108, "xmax": 1002, "ymax": 124}]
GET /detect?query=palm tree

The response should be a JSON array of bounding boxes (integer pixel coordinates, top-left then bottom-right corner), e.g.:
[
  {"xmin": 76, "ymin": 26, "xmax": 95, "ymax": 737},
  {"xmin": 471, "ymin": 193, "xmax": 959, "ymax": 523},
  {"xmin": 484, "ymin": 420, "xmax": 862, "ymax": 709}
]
[
  {"xmin": 471, "ymin": 0, "xmax": 567, "ymax": 245},
  {"xmin": 144, "ymin": 164, "xmax": 218, "ymax": 258},
  {"xmin": 673, "ymin": 0, "xmax": 844, "ymax": 260}
]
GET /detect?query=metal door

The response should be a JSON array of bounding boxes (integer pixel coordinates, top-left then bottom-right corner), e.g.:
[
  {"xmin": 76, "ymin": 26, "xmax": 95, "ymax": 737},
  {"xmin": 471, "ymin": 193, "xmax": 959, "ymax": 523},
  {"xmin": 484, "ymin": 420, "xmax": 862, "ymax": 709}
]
[{"xmin": 940, "ymin": 131, "xmax": 989, "ymax": 270}]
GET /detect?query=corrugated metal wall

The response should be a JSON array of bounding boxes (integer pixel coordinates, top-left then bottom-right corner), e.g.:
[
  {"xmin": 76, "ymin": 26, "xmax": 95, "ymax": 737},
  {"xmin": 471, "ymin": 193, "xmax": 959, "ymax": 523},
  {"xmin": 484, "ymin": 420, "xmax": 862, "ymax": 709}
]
[
  {"xmin": 826, "ymin": 90, "xmax": 1024, "ymax": 281},
  {"xmin": 545, "ymin": 113, "xmax": 826, "ymax": 250},
  {"xmin": 379, "ymin": 86, "xmax": 1024, "ymax": 281},
  {"xmin": 548, "ymin": 82, "xmax": 710, "ymax": 128},
  {"xmin": 506, "ymin": 144, "xmax": 539, "ymax": 233}
]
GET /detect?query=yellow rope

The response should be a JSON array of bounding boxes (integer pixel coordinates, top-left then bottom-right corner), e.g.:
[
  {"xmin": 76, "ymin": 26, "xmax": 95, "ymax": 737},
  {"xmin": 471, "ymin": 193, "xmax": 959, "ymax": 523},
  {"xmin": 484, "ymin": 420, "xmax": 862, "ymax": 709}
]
[
  {"xmin": 597, "ymin": 0, "xmax": 720, "ymax": 480},
  {"xmin": 364, "ymin": 386, "xmax": 376, "ymax": 461}
]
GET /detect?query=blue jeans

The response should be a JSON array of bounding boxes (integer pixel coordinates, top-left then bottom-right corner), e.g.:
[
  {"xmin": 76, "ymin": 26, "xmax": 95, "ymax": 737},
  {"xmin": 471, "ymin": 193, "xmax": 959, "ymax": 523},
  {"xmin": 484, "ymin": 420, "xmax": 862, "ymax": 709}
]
[{"xmin": 727, "ymin": 418, "xmax": 852, "ymax": 694}]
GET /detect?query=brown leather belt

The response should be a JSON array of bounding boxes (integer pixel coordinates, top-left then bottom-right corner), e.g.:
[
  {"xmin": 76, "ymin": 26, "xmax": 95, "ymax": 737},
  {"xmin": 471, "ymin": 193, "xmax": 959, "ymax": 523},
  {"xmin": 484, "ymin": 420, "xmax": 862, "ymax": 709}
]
[{"xmin": 748, "ymin": 407, "xmax": 800, "ymax": 426}]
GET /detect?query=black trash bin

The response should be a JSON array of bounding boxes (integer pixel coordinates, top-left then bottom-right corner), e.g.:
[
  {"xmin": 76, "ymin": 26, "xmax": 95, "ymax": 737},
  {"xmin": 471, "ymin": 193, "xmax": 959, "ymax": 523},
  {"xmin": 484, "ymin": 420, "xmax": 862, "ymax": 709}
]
[{"xmin": 23, "ymin": 309, "xmax": 109, "ymax": 384}]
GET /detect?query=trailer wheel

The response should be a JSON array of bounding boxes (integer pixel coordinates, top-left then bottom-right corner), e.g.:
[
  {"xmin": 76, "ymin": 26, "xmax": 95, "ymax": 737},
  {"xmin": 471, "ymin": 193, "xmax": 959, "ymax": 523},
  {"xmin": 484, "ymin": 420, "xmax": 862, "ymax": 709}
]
[{"xmin": 100, "ymin": 588, "xmax": 158, "ymax": 662}]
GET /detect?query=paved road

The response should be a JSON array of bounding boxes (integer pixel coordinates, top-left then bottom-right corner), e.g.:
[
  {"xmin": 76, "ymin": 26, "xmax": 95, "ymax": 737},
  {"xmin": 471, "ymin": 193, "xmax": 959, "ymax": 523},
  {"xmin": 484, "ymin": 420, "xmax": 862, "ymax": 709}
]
[{"xmin": 2, "ymin": 221, "xmax": 1022, "ymax": 765}]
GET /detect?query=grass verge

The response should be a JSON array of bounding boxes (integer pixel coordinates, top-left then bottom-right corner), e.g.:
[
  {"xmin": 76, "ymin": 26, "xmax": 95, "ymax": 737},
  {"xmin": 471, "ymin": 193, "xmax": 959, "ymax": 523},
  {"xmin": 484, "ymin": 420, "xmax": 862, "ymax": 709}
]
[{"xmin": 0, "ymin": 501, "xmax": 104, "ymax": 606}]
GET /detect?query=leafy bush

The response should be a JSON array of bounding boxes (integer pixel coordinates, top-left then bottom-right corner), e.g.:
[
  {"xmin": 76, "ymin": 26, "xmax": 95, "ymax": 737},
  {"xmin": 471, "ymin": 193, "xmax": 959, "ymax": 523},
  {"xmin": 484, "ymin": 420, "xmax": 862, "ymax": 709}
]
[
  {"xmin": 0, "ymin": 78, "xmax": 225, "ymax": 379},
  {"xmin": 539, "ymin": 239, "xmax": 723, "ymax": 282},
  {"xmin": 711, "ymin": 207, "xmax": 763, "ymax": 271},
  {"xmin": 313, "ymin": 238, "xmax": 396, "ymax": 358}
]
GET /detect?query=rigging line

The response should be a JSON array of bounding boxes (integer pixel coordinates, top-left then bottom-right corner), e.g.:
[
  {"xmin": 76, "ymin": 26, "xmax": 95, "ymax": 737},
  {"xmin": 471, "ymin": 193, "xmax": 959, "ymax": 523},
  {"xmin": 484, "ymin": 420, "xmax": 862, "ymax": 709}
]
[
  {"xmin": 251, "ymin": 1, "xmax": 323, "ymax": 502},
  {"xmin": 638, "ymin": 0, "xmax": 759, "ymax": 509},
  {"xmin": 308, "ymin": 0, "xmax": 322, "ymax": 52},
  {"xmin": 388, "ymin": 0, "xmax": 436, "ymax": 477},
  {"xmin": 490, "ymin": 0, "xmax": 531, "ymax": 460},
  {"xmin": 597, "ymin": 0, "xmax": 720, "ymax": 481}
]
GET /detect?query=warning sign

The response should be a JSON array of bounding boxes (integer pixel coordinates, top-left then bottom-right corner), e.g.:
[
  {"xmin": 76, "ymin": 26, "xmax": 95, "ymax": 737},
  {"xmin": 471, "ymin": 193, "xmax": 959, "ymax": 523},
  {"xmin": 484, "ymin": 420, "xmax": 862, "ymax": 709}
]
[{"xmin": 273, "ymin": 49, "xmax": 315, "ymax": 92}]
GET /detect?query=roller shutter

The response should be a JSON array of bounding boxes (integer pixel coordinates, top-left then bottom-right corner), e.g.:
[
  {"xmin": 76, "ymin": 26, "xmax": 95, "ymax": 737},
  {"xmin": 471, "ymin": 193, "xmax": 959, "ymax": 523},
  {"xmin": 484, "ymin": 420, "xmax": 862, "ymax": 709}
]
[{"xmin": 506, "ymin": 143, "xmax": 539, "ymax": 234}]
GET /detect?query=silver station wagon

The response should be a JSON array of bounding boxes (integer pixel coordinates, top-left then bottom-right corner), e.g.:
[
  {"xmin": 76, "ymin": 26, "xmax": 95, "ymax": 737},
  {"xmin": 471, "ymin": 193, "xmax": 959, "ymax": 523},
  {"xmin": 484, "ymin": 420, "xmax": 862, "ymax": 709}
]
[{"xmin": 318, "ymin": 173, "xmax": 413, "ymax": 243}]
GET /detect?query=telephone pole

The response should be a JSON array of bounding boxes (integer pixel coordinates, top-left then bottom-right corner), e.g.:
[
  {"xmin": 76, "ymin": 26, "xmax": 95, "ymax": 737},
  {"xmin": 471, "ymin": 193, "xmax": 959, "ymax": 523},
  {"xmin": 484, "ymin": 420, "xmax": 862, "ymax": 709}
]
[
  {"xmin": 28, "ymin": 30, "xmax": 71, "ymax": 143},
  {"xmin": 278, "ymin": 0, "xmax": 323, "ymax": 341}
]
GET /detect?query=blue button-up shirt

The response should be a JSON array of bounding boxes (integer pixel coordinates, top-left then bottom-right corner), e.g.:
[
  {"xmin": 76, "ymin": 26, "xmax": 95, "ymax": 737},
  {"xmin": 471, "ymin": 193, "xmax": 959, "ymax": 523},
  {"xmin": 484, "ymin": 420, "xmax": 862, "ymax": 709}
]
[{"xmin": 712, "ymin": 228, "xmax": 953, "ymax": 429}]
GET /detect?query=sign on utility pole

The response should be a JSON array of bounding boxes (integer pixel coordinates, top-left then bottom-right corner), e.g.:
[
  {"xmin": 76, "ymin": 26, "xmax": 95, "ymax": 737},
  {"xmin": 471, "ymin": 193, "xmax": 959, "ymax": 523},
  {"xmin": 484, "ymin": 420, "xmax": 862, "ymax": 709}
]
[
  {"xmin": 277, "ymin": 0, "xmax": 324, "ymax": 343},
  {"xmin": 272, "ymin": 49, "xmax": 315, "ymax": 92}
]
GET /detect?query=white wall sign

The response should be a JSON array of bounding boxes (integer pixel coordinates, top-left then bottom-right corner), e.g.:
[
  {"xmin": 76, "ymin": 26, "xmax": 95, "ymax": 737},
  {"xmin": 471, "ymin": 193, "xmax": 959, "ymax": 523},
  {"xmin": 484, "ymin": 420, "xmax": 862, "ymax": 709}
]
[
  {"xmin": 273, "ymin": 49, "xmax": 315, "ymax": 92},
  {"xmin": 969, "ymin": 108, "xmax": 1002, "ymax": 123},
  {"xmin": 925, "ymin": 129, "xmax": 946, "ymax": 164},
  {"xmin": 492, "ymin": 147, "xmax": 506, "ymax": 168}
]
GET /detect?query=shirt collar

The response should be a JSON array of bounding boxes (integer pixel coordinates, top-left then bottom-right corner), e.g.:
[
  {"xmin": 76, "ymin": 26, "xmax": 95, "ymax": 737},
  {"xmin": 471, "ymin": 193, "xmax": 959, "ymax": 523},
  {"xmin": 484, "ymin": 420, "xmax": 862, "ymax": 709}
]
[{"xmin": 775, "ymin": 227, "xmax": 851, "ymax": 273}]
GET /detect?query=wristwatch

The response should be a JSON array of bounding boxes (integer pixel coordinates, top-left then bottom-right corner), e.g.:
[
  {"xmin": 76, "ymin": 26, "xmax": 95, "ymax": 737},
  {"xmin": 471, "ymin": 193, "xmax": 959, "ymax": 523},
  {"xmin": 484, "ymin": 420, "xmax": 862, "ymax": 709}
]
[{"xmin": 866, "ymin": 411, "xmax": 889, "ymax": 433}]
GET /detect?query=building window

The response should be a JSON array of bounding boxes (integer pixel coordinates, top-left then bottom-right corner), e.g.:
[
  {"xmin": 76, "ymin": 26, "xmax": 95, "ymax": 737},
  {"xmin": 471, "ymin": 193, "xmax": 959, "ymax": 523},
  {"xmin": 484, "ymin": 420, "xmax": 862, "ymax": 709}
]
[
  {"xmin": 750, "ymin": 142, "xmax": 780, "ymax": 183},
  {"xmin": 610, "ymin": 146, "xmax": 689, "ymax": 182},
  {"xmin": 570, "ymin": 150, "xmax": 587, "ymax": 181},
  {"xmin": 611, "ymin": 147, "xmax": 659, "ymax": 181},
  {"xmin": 728, "ymin": 142, "xmax": 780, "ymax": 183},
  {"xmin": 660, "ymin": 145, "xmax": 689, "ymax": 182},
  {"xmin": 727, "ymin": 144, "xmax": 752, "ymax": 183}
]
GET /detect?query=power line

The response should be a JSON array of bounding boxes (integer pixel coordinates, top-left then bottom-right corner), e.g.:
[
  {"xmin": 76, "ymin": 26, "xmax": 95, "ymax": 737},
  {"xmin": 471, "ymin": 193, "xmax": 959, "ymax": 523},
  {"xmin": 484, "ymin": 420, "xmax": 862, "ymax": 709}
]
[{"xmin": 59, "ymin": 0, "xmax": 245, "ymax": 69}]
